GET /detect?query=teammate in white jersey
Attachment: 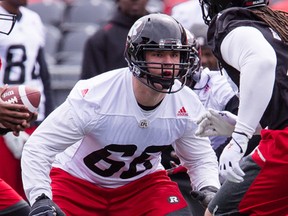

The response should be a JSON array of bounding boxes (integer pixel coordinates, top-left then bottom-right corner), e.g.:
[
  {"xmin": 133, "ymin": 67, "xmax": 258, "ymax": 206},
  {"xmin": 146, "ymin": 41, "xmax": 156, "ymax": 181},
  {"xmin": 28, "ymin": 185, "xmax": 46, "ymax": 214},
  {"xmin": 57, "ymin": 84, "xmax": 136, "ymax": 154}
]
[
  {"xmin": 22, "ymin": 13, "xmax": 220, "ymax": 216},
  {"xmin": 0, "ymin": 0, "xmax": 53, "ymax": 123},
  {"xmin": 0, "ymin": 0, "xmax": 53, "ymax": 202},
  {"xmin": 0, "ymin": 4, "xmax": 37, "ymax": 215}
]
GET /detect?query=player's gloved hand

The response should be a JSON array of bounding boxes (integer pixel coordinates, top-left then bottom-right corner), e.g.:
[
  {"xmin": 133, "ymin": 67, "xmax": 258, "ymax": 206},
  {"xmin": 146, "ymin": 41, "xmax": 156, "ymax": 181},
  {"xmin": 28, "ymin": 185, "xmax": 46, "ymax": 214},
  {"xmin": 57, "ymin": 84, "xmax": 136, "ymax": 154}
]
[
  {"xmin": 3, "ymin": 131, "xmax": 30, "ymax": 159},
  {"xmin": 219, "ymin": 132, "xmax": 248, "ymax": 183},
  {"xmin": 195, "ymin": 108, "xmax": 237, "ymax": 137},
  {"xmin": 190, "ymin": 186, "xmax": 218, "ymax": 208},
  {"xmin": 29, "ymin": 193, "xmax": 66, "ymax": 216}
]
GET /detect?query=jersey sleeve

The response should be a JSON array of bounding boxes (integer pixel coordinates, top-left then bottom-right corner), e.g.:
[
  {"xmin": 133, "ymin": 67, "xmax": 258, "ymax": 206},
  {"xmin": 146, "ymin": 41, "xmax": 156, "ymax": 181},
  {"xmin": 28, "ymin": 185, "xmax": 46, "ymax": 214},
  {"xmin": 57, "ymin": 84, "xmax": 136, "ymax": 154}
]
[
  {"xmin": 173, "ymin": 95, "xmax": 220, "ymax": 190},
  {"xmin": 220, "ymin": 26, "xmax": 276, "ymax": 137},
  {"xmin": 21, "ymin": 80, "xmax": 98, "ymax": 205}
]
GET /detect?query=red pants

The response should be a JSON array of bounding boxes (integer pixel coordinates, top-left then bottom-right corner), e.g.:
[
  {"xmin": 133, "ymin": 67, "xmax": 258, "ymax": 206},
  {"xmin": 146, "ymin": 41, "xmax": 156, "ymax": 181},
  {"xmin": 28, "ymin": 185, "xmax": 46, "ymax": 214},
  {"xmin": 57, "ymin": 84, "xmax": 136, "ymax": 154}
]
[
  {"xmin": 0, "ymin": 178, "xmax": 24, "ymax": 210},
  {"xmin": 0, "ymin": 127, "xmax": 36, "ymax": 201},
  {"xmin": 240, "ymin": 128, "xmax": 288, "ymax": 215},
  {"xmin": 208, "ymin": 128, "xmax": 288, "ymax": 216},
  {"xmin": 51, "ymin": 168, "xmax": 189, "ymax": 216}
]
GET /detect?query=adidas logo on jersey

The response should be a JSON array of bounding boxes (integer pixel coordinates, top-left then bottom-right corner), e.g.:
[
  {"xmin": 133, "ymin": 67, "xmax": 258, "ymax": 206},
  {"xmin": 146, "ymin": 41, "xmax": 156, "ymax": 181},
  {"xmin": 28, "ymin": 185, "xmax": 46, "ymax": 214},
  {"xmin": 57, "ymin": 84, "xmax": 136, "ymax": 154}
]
[
  {"xmin": 81, "ymin": 88, "xmax": 89, "ymax": 97},
  {"xmin": 177, "ymin": 106, "xmax": 188, "ymax": 116}
]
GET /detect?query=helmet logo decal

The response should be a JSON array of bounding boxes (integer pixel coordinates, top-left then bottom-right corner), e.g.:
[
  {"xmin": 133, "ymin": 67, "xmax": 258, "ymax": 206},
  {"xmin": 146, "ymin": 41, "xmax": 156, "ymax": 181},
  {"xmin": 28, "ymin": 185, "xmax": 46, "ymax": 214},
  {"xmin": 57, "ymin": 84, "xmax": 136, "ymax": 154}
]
[{"xmin": 245, "ymin": 0, "xmax": 265, "ymax": 6}]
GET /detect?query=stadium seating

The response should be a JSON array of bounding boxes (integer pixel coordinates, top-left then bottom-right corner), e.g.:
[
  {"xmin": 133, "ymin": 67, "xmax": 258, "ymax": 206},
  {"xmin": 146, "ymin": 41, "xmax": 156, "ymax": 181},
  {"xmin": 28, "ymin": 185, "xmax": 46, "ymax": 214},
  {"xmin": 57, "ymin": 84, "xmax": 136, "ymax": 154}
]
[
  {"xmin": 27, "ymin": 1, "xmax": 66, "ymax": 27},
  {"xmin": 55, "ymin": 24, "xmax": 99, "ymax": 65},
  {"xmin": 44, "ymin": 24, "xmax": 62, "ymax": 65}
]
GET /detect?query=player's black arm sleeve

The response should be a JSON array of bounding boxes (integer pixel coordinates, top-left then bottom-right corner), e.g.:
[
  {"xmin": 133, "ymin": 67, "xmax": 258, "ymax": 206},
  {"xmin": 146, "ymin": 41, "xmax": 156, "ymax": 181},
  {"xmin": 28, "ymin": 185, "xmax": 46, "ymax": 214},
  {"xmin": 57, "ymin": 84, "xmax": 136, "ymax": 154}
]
[
  {"xmin": 224, "ymin": 94, "xmax": 239, "ymax": 115},
  {"xmin": 37, "ymin": 47, "xmax": 54, "ymax": 117}
]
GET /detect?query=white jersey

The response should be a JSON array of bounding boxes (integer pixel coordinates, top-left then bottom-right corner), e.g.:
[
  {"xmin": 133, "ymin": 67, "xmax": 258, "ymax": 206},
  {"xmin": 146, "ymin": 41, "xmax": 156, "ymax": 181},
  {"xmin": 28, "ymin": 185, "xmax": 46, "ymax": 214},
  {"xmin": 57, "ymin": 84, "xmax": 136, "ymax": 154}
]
[
  {"xmin": 193, "ymin": 68, "xmax": 237, "ymax": 149},
  {"xmin": 171, "ymin": 0, "xmax": 206, "ymax": 33},
  {"xmin": 0, "ymin": 6, "xmax": 46, "ymax": 121},
  {"xmin": 22, "ymin": 68, "xmax": 220, "ymax": 205}
]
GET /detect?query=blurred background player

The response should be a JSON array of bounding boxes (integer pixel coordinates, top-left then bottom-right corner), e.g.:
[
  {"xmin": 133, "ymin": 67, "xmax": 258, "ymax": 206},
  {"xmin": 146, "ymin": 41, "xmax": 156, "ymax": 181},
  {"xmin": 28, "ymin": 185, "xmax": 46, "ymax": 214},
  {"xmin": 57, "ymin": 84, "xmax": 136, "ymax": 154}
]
[
  {"xmin": 80, "ymin": 0, "xmax": 149, "ymax": 79},
  {"xmin": 0, "ymin": 6, "xmax": 32, "ymax": 216},
  {"xmin": 0, "ymin": 0, "xmax": 53, "ymax": 201}
]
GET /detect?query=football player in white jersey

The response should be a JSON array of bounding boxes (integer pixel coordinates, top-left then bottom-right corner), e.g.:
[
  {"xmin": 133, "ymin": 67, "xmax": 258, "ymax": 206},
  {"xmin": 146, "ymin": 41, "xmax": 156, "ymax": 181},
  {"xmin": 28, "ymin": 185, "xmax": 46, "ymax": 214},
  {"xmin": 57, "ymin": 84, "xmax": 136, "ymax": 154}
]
[
  {"xmin": 0, "ymin": 0, "xmax": 53, "ymax": 202},
  {"xmin": 21, "ymin": 13, "xmax": 220, "ymax": 216},
  {"xmin": 0, "ymin": 3, "xmax": 35, "ymax": 215}
]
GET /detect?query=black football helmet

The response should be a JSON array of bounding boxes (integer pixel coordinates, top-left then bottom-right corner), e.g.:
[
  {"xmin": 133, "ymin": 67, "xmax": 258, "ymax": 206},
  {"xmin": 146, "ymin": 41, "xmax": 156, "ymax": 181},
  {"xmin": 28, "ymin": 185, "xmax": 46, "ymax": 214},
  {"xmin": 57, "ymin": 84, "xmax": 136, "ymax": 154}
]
[
  {"xmin": 124, "ymin": 13, "xmax": 192, "ymax": 94},
  {"xmin": 184, "ymin": 28, "xmax": 202, "ymax": 89},
  {"xmin": 185, "ymin": 28, "xmax": 201, "ymax": 79},
  {"xmin": 199, "ymin": 0, "xmax": 269, "ymax": 25},
  {"xmin": 0, "ymin": 13, "xmax": 16, "ymax": 35}
]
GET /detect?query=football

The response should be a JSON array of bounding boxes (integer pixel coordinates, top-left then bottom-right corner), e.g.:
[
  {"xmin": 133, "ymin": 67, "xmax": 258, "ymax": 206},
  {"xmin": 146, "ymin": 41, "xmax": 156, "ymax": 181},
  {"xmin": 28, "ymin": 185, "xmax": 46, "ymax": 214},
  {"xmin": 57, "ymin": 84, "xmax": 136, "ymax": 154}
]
[{"xmin": 1, "ymin": 85, "xmax": 41, "ymax": 114}]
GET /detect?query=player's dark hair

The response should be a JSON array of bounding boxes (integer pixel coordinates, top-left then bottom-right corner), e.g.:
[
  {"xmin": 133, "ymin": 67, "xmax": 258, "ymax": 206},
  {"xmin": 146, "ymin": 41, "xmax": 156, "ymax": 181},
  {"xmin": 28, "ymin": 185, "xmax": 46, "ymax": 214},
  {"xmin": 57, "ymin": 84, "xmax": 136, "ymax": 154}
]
[{"xmin": 251, "ymin": 6, "xmax": 288, "ymax": 44}]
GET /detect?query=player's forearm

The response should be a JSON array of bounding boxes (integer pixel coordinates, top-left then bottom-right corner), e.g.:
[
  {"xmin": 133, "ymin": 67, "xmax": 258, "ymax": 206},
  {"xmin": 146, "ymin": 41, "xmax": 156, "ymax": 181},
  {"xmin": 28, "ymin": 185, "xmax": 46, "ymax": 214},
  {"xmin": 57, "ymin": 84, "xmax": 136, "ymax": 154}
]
[
  {"xmin": 21, "ymin": 141, "xmax": 54, "ymax": 206},
  {"xmin": 187, "ymin": 155, "xmax": 220, "ymax": 190},
  {"xmin": 177, "ymin": 139, "xmax": 220, "ymax": 190}
]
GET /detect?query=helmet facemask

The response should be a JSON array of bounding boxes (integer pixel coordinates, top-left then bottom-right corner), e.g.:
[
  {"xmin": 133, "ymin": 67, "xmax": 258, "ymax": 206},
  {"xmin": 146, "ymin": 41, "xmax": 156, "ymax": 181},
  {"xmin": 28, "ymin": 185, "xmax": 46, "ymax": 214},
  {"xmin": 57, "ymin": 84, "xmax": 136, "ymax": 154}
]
[
  {"xmin": 129, "ymin": 41, "xmax": 191, "ymax": 93},
  {"xmin": 125, "ymin": 14, "xmax": 192, "ymax": 94},
  {"xmin": 183, "ymin": 28, "xmax": 201, "ymax": 89}
]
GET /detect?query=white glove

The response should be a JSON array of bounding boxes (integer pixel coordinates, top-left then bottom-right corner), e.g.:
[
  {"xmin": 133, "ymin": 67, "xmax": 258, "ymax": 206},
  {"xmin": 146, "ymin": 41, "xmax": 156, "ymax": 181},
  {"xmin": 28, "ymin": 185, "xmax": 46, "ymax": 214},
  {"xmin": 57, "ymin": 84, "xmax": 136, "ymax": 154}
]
[
  {"xmin": 3, "ymin": 131, "xmax": 30, "ymax": 159},
  {"xmin": 219, "ymin": 132, "xmax": 248, "ymax": 183},
  {"xmin": 196, "ymin": 108, "xmax": 237, "ymax": 137}
]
